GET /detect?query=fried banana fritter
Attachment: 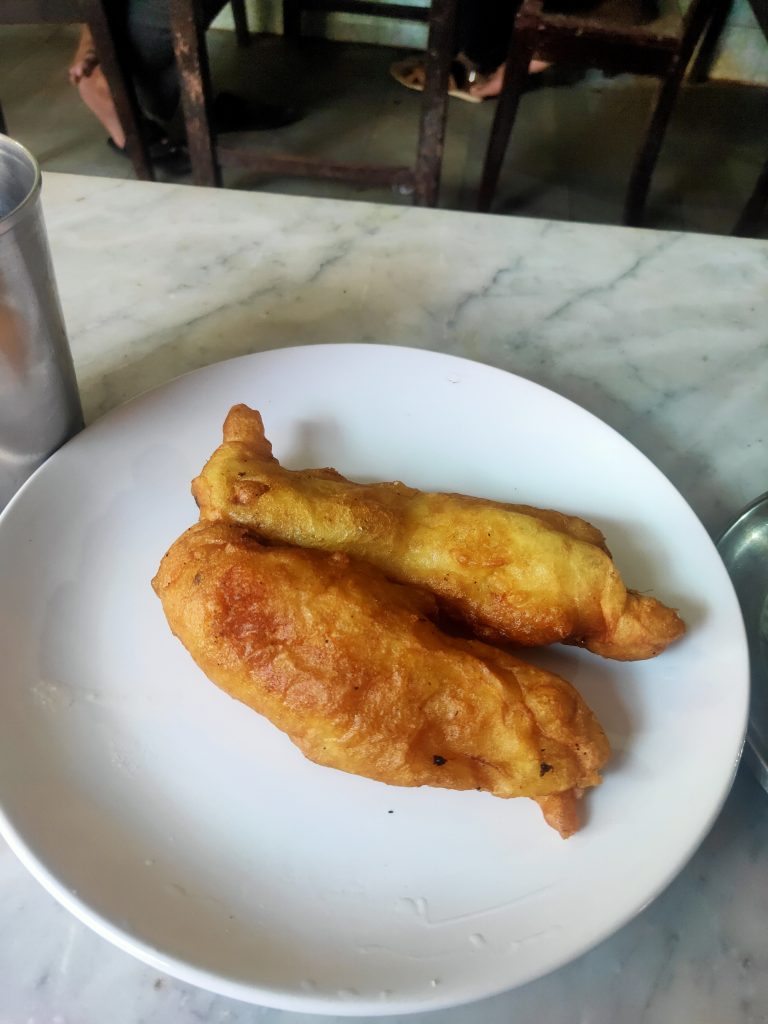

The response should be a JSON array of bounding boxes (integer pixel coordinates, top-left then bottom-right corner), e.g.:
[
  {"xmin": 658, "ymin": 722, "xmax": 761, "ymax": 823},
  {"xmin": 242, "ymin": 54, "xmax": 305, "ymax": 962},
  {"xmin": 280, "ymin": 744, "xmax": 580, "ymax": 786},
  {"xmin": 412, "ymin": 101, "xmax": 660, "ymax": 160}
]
[
  {"xmin": 152, "ymin": 522, "xmax": 611, "ymax": 837},
  {"xmin": 192, "ymin": 405, "xmax": 685, "ymax": 661}
]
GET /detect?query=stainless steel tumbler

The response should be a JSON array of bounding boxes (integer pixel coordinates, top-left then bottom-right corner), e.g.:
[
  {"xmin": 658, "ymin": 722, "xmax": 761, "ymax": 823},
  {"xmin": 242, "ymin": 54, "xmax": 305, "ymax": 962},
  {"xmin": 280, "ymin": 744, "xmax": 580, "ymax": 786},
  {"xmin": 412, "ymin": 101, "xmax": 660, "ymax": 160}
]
[{"xmin": 0, "ymin": 136, "xmax": 83, "ymax": 511}]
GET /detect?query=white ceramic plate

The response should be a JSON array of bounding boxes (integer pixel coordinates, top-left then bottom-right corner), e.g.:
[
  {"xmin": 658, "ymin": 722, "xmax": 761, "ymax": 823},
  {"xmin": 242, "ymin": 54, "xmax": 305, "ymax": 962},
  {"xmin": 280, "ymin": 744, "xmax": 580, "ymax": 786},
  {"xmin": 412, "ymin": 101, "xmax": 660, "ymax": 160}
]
[{"xmin": 0, "ymin": 345, "xmax": 748, "ymax": 1015}]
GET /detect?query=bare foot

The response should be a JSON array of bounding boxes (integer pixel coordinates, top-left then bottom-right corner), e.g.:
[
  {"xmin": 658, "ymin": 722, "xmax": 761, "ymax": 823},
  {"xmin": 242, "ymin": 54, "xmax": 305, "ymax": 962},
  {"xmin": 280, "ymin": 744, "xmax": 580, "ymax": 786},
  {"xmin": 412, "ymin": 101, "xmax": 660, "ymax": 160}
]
[
  {"xmin": 68, "ymin": 26, "xmax": 98, "ymax": 85},
  {"xmin": 469, "ymin": 58, "xmax": 552, "ymax": 99},
  {"xmin": 78, "ymin": 67, "xmax": 126, "ymax": 149}
]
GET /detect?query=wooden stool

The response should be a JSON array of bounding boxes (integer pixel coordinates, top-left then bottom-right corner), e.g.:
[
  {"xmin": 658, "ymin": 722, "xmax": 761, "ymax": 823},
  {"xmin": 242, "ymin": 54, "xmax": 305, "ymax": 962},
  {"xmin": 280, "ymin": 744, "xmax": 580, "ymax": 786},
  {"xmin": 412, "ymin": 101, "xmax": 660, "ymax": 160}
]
[
  {"xmin": 477, "ymin": 0, "xmax": 727, "ymax": 225},
  {"xmin": 169, "ymin": 0, "xmax": 457, "ymax": 206}
]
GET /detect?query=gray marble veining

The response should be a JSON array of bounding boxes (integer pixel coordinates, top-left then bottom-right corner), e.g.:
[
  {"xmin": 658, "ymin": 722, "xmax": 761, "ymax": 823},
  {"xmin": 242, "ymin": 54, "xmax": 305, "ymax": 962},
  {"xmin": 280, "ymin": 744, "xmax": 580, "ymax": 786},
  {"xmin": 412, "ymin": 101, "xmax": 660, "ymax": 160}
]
[
  {"xmin": 1, "ymin": 172, "xmax": 766, "ymax": 1023},
  {"xmin": 43, "ymin": 175, "xmax": 767, "ymax": 537}
]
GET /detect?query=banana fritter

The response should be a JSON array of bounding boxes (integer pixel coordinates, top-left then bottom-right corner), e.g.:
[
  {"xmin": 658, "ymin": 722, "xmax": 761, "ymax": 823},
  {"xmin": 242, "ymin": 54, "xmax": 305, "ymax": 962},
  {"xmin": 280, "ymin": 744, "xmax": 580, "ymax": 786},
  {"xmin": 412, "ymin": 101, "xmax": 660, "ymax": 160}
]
[{"xmin": 153, "ymin": 522, "xmax": 611, "ymax": 837}]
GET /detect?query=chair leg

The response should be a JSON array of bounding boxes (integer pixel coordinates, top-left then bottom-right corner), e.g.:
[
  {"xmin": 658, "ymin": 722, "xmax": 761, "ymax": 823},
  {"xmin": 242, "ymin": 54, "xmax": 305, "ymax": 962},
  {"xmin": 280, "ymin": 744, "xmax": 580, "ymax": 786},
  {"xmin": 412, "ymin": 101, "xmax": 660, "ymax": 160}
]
[
  {"xmin": 413, "ymin": 0, "xmax": 458, "ymax": 207},
  {"xmin": 0, "ymin": 100, "xmax": 7, "ymax": 136},
  {"xmin": 283, "ymin": 0, "xmax": 302, "ymax": 37},
  {"xmin": 170, "ymin": 0, "xmax": 220, "ymax": 187},
  {"xmin": 624, "ymin": 74, "xmax": 680, "ymax": 226},
  {"xmin": 733, "ymin": 156, "xmax": 768, "ymax": 237},
  {"xmin": 477, "ymin": 34, "xmax": 535, "ymax": 213},
  {"xmin": 230, "ymin": 0, "xmax": 250, "ymax": 47},
  {"xmin": 689, "ymin": 0, "xmax": 732, "ymax": 83},
  {"xmin": 624, "ymin": 0, "xmax": 716, "ymax": 225},
  {"xmin": 84, "ymin": 0, "xmax": 155, "ymax": 181}
]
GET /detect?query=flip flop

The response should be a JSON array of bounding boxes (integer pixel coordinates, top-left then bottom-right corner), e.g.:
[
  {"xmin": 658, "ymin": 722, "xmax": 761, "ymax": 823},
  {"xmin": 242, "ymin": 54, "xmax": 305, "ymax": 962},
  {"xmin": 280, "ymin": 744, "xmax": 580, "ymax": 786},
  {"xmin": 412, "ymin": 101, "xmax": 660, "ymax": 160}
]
[{"xmin": 390, "ymin": 55, "xmax": 485, "ymax": 104}]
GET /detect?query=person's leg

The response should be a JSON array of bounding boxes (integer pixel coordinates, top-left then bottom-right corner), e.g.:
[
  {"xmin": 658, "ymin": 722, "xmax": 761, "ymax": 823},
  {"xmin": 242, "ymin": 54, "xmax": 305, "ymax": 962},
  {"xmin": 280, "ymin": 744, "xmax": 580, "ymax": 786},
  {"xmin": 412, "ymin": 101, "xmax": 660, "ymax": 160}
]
[
  {"xmin": 69, "ymin": 26, "xmax": 127, "ymax": 148},
  {"xmin": 125, "ymin": 0, "xmax": 184, "ymax": 131},
  {"xmin": 391, "ymin": 0, "xmax": 549, "ymax": 101},
  {"xmin": 468, "ymin": 58, "xmax": 551, "ymax": 100},
  {"xmin": 455, "ymin": 0, "xmax": 515, "ymax": 74},
  {"xmin": 126, "ymin": 0, "xmax": 298, "ymax": 138},
  {"xmin": 70, "ymin": 14, "xmax": 194, "ymax": 170},
  {"xmin": 459, "ymin": 0, "xmax": 550, "ymax": 98},
  {"xmin": 77, "ymin": 68, "xmax": 127, "ymax": 147},
  {"xmin": 69, "ymin": 25, "xmax": 99, "ymax": 84}
]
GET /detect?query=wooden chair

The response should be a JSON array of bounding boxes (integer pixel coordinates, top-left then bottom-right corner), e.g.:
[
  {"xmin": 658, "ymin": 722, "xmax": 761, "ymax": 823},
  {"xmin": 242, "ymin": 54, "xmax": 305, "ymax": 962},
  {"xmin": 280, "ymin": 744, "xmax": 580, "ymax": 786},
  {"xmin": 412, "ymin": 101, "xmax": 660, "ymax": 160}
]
[
  {"xmin": 169, "ymin": 0, "xmax": 458, "ymax": 206},
  {"xmin": 477, "ymin": 0, "xmax": 726, "ymax": 225},
  {"xmin": 0, "ymin": 0, "xmax": 153, "ymax": 180}
]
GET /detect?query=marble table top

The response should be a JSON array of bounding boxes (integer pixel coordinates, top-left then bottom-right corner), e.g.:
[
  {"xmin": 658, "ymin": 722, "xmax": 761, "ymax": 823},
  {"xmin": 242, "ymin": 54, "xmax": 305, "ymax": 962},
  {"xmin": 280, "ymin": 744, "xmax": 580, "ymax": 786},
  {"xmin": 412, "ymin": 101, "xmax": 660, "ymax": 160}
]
[{"xmin": 2, "ymin": 172, "xmax": 767, "ymax": 1024}]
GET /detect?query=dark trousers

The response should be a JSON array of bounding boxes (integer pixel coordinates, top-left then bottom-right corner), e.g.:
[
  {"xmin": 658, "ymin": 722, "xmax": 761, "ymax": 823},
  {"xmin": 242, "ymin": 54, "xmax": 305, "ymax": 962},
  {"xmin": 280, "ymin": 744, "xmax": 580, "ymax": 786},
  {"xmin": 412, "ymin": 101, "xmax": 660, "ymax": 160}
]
[
  {"xmin": 119, "ymin": 0, "xmax": 220, "ymax": 126},
  {"xmin": 455, "ymin": 0, "xmax": 517, "ymax": 73}
]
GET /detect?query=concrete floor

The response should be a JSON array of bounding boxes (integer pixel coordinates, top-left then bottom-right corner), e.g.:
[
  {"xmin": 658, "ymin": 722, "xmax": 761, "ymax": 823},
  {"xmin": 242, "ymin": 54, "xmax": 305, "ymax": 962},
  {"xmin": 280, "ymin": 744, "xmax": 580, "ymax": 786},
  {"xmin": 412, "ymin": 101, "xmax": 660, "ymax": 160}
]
[{"xmin": 0, "ymin": 24, "xmax": 766, "ymax": 235}]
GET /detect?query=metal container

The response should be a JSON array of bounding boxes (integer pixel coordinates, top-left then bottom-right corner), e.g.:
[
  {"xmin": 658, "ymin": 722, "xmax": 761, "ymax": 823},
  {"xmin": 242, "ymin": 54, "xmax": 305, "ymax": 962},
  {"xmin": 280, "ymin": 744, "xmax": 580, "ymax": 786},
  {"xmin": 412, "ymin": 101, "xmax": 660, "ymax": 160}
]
[
  {"xmin": 0, "ymin": 136, "xmax": 83, "ymax": 511},
  {"xmin": 717, "ymin": 493, "xmax": 768, "ymax": 794}
]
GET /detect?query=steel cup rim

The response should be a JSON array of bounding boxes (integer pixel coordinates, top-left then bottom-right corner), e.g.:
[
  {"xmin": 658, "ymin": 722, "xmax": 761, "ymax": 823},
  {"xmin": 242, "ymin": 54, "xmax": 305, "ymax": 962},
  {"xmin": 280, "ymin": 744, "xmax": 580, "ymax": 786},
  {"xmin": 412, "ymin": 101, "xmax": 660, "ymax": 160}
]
[{"xmin": 0, "ymin": 134, "xmax": 42, "ymax": 236}]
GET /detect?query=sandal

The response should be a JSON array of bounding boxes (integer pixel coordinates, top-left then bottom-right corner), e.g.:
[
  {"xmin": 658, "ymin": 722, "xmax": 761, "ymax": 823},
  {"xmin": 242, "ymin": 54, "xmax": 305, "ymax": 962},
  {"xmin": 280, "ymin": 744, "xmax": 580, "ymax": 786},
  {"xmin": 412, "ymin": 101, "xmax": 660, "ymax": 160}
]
[{"xmin": 390, "ymin": 54, "xmax": 487, "ymax": 104}]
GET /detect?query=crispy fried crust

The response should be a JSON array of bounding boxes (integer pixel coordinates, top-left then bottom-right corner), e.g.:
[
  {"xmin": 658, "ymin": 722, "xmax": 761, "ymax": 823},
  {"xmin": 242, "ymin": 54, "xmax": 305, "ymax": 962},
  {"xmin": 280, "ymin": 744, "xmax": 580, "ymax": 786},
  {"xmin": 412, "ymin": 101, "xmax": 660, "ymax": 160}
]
[
  {"xmin": 191, "ymin": 405, "xmax": 685, "ymax": 661},
  {"xmin": 152, "ymin": 522, "xmax": 611, "ymax": 837}
]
